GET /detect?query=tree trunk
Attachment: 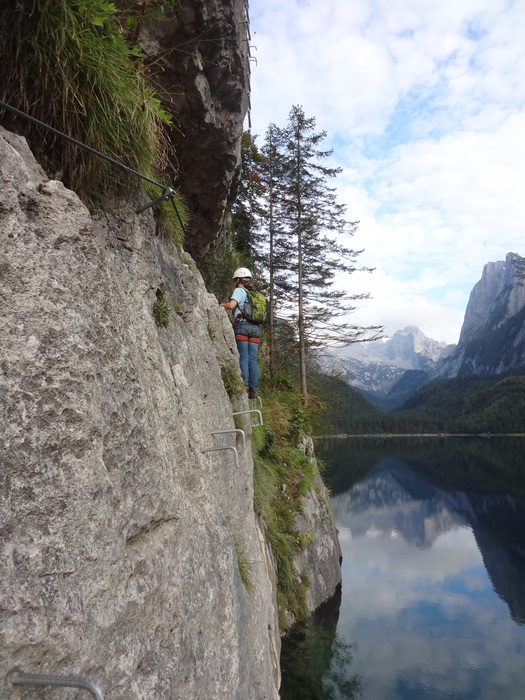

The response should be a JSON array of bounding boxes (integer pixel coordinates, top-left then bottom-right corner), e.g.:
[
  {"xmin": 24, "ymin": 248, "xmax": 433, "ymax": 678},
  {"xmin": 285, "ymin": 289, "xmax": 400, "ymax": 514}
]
[
  {"xmin": 269, "ymin": 193, "xmax": 276, "ymax": 377},
  {"xmin": 298, "ymin": 221, "xmax": 308, "ymax": 397}
]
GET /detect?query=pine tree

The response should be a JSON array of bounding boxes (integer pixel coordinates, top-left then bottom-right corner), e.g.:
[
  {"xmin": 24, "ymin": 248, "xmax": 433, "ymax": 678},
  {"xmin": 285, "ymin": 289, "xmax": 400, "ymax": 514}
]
[
  {"xmin": 278, "ymin": 105, "xmax": 381, "ymax": 397},
  {"xmin": 231, "ymin": 131, "xmax": 266, "ymax": 269},
  {"xmin": 260, "ymin": 123, "xmax": 291, "ymax": 375}
]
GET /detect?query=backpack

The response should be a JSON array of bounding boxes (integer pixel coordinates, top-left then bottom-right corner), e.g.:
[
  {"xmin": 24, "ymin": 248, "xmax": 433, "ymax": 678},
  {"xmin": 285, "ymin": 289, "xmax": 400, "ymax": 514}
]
[{"xmin": 242, "ymin": 289, "xmax": 267, "ymax": 323}]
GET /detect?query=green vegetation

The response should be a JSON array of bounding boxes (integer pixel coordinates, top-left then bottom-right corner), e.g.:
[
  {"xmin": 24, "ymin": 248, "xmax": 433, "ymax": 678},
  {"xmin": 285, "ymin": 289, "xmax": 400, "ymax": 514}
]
[
  {"xmin": 153, "ymin": 297, "xmax": 171, "ymax": 326},
  {"xmin": 0, "ymin": 0, "xmax": 178, "ymax": 211},
  {"xmin": 253, "ymin": 370, "xmax": 319, "ymax": 630},
  {"xmin": 220, "ymin": 364, "xmax": 246, "ymax": 398},
  {"xmin": 215, "ymin": 115, "xmax": 382, "ymax": 397},
  {"xmin": 314, "ymin": 368, "xmax": 525, "ymax": 436},
  {"xmin": 153, "ymin": 293, "xmax": 182, "ymax": 326},
  {"xmin": 145, "ymin": 182, "xmax": 189, "ymax": 250},
  {"xmin": 202, "ymin": 239, "xmax": 251, "ymax": 304},
  {"xmin": 233, "ymin": 534, "xmax": 254, "ymax": 595}
]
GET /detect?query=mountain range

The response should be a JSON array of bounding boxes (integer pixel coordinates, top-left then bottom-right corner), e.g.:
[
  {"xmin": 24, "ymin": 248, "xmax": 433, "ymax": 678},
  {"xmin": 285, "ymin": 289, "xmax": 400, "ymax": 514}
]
[{"xmin": 324, "ymin": 252, "xmax": 525, "ymax": 407}]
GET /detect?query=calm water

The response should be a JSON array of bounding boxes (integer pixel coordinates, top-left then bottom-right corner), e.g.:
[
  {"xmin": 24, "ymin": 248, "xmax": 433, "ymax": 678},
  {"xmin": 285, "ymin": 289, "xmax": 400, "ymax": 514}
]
[{"xmin": 281, "ymin": 437, "xmax": 525, "ymax": 700}]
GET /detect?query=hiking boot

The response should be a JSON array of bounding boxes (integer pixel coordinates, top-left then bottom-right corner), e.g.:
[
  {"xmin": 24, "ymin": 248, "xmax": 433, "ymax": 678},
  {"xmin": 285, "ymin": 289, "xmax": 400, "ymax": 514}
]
[{"xmin": 248, "ymin": 387, "xmax": 258, "ymax": 399}]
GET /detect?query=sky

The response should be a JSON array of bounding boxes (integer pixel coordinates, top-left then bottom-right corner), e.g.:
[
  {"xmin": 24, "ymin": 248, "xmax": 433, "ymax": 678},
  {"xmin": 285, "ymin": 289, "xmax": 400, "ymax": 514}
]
[{"xmin": 247, "ymin": 0, "xmax": 525, "ymax": 345}]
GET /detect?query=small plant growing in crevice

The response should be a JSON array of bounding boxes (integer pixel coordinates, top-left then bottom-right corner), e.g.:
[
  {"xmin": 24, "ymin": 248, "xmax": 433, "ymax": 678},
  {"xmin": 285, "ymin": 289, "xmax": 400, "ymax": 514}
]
[
  {"xmin": 153, "ymin": 288, "xmax": 182, "ymax": 327},
  {"xmin": 233, "ymin": 535, "xmax": 254, "ymax": 595},
  {"xmin": 153, "ymin": 297, "xmax": 171, "ymax": 326},
  {"xmin": 221, "ymin": 364, "xmax": 246, "ymax": 398},
  {"xmin": 146, "ymin": 181, "xmax": 189, "ymax": 250},
  {"xmin": 296, "ymin": 531, "xmax": 314, "ymax": 550}
]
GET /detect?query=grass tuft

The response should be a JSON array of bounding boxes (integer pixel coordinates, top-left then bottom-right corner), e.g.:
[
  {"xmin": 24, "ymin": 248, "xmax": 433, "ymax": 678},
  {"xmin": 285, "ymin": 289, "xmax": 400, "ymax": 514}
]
[
  {"xmin": 221, "ymin": 364, "xmax": 246, "ymax": 399},
  {"xmin": 0, "ymin": 0, "xmax": 171, "ymax": 203},
  {"xmin": 233, "ymin": 534, "xmax": 254, "ymax": 595}
]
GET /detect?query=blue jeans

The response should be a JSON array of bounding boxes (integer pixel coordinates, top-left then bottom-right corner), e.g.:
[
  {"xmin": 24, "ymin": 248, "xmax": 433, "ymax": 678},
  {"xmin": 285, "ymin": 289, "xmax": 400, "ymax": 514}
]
[{"xmin": 233, "ymin": 319, "xmax": 260, "ymax": 389}]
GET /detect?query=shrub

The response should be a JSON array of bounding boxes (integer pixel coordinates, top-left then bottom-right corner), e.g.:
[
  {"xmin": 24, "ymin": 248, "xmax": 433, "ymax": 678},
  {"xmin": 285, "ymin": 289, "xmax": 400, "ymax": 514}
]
[
  {"xmin": 221, "ymin": 364, "xmax": 246, "ymax": 398},
  {"xmin": 252, "ymin": 369, "xmax": 319, "ymax": 630}
]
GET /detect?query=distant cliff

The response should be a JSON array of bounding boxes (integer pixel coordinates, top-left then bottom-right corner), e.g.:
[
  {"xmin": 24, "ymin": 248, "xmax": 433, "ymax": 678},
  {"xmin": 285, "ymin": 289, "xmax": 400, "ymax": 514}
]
[
  {"xmin": 324, "ymin": 253, "xmax": 525, "ymax": 405},
  {"xmin": 438, "ymin": 253, "xmax": 525, "ymax": 377}
]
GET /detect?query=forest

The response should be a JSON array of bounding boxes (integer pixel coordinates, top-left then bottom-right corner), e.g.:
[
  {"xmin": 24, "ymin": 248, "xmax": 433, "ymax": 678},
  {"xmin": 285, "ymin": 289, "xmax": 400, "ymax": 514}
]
[{"xmin": 312, "ymin": 368, "xmax": 525, "ymax": 436}]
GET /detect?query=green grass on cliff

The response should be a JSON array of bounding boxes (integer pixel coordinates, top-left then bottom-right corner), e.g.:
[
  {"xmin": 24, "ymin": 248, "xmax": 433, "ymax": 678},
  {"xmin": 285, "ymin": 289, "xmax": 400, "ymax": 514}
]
[
  {"xmin": 252, "ymin": 370, "xmax": 319, "ymax": 631},
  {"xmin": 0, "ymin": 0, "xmax": 177, "ymax": 209}
]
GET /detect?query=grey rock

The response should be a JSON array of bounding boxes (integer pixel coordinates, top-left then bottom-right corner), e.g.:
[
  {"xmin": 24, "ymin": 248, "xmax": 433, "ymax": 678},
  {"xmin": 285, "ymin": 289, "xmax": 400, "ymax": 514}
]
[
  {"xmin": 140, "ymin": 0, "xmax": 251, "ymax": 261},
  {"xmin": 324, "ymin": 327, "xmax": 454, "ymax": 400},
  {"xmin": 438, "ymin": 252, "xmax": 525, "ymax": 377},
  {"xmin": 293, "ymin": 437, "xmax": 342, "ymax": 616},
  {"xmin": 0, "ymin": 126, "xmax": 280, "ymax": 699}
]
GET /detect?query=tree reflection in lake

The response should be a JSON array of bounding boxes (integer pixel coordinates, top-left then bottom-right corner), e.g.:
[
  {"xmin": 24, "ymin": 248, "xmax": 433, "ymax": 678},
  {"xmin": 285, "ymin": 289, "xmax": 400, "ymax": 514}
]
[
  {"xmin": 304, "ymin": 437, "xmax": 525, "ymax": 699},
  {"xmin": 280, "ymin": 588, "xmax": 361, "ymax": 699}
]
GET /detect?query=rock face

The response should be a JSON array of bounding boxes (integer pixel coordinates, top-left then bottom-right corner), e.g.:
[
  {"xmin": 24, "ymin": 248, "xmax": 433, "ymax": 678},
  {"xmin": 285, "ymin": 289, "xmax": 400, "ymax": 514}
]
[
  {"xmin": 0, "ymin": 127, "xmax": 281, "ymax": 699},
  {"xmin": 438, "ymin": 253, "xmax": 525, "ymax": 377},
  {"xmin": 140, "ymin": 0, "xmax": 251, "ymax": 261},
  {"xmin": 293, "ymin": 438, "xmax": 342, "ymax": 615}
]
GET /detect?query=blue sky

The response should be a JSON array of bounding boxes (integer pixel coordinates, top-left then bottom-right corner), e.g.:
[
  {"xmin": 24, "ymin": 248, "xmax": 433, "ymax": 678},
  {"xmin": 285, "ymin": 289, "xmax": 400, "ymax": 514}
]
[{"xmin": 247, "ymin": 0, "xmax": 525, "ymax": 344}]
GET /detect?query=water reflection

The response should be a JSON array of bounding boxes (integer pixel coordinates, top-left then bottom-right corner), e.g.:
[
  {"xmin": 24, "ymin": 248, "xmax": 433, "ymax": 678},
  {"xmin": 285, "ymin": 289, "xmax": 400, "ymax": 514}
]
[
  {"xmin": 280, "ymin": 590, "xmax": 361, "ymax": 699},
  {"xmin": 317, "ymin": 438, "xmax": 525, "ymax": 699}
]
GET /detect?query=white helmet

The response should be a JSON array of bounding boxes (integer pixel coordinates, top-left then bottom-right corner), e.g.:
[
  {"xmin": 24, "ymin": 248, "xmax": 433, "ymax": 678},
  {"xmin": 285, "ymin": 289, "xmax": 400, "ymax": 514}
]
[{"xmin": 232, "ymin": 267, "xmax": 252, "ymax": 280}]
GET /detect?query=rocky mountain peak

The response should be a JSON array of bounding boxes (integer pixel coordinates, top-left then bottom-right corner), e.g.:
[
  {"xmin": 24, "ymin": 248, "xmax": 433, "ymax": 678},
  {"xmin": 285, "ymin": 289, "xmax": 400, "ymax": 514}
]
[
  {"xmin": 439, "ymin": 252, "xmax": 525, "ymax": 377},
  {"xmin": 323, "ymin": 327, "xmax": 454, "ymax": 407},
  {"xmin": 385, "ymin": 327, "xmax": 450, "ymax": 365},
  {"xmin": 458, "ymin": 253, "xmax": 525, "ymax": 344}
]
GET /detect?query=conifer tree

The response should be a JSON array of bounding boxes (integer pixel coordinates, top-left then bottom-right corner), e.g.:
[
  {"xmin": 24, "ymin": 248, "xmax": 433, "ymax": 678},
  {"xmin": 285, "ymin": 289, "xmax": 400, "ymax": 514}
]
[
  {"xmin": 260, "ymin": 123, "xmax": 291, "ymax": 375},
  {"xmin": 231, "ymin": 131, "xmax": 266, "ymax": 268},
  {"xmin": 278, "ymin": 105, "xmax": 381, "ymax": 397}
]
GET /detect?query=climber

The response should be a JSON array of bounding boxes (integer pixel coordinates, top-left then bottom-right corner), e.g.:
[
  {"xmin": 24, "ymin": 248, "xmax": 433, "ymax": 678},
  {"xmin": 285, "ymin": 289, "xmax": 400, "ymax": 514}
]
[{"xmin": 219, "ymin": 267, "xmax": 260, "ymax": 399}]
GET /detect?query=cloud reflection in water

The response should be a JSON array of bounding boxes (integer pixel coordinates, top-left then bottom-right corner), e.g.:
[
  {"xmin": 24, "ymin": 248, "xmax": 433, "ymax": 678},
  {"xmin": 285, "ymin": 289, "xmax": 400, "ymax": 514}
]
[{"xmin": 331, "ymin": 463, "xmax": 525, "ymax": 700}]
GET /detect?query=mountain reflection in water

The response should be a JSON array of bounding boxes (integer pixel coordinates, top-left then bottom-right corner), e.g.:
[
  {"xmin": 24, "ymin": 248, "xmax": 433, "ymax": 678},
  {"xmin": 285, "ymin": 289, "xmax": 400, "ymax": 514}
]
[{"xmin": 306, "ymin": 437, "xmax": 525, "ymax": 700}]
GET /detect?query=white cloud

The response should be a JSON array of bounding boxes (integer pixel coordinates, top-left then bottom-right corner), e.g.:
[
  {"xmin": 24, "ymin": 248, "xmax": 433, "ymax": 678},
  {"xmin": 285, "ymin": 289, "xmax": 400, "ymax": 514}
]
[
  {"xmin": 249, "ymin": 0, "xmax": 525, "ymax": 343},
  {"xmin": 335, "ymin": 520, "xmax": 525, "ymax": 699}
]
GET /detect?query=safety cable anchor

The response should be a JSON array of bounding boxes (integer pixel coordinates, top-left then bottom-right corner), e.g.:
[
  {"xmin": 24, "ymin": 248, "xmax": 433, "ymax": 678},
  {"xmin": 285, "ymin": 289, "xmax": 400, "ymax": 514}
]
[{"xmin": 136, "ymin": 187, "xmax": 175, "ymax": 214}]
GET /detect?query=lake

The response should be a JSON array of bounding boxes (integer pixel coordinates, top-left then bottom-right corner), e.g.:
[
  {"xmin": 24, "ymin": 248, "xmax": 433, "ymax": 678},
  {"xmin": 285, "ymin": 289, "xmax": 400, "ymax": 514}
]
[{"xmin": 280, "ymin": 437, "xmax": 525, "ymax": 700}]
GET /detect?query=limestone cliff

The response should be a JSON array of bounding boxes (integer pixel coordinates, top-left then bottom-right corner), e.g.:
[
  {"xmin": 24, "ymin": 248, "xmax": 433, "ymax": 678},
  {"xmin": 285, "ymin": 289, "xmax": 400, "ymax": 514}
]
[
  {"xmin": 293, "ymin": 438, "xmax": 342, "ymax": 617},
  {"xmin": 0, "ymin": 126, "xmax": 280, "ymax": 699},
  {"xmin": 0, "ymin": 0, "xmax": 343, "ymax": 695},
  {"xmin": 438, "ymin": 253, "xmax": 525, "ymax": 377},
  {"xmin": 0, "ymin": 117, "xmax": 342, "ymax": 696},
  {"xmin": 139, "ymin": 0, "xmax": 251, "ymax": 261}
]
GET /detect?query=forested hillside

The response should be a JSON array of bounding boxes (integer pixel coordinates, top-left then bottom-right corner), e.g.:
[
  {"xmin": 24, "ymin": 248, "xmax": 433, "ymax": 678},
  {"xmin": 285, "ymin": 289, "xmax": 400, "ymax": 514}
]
[{"xmin": 316, "ymin": 369, "xmax": 525, "ymax": 435}]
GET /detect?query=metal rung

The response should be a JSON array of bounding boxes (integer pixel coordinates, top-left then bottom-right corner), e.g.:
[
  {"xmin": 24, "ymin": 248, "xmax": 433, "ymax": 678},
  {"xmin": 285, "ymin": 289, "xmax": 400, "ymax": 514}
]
[
  {"xmin": 249, "ymin": 396, "xmax": 262, "ymax": 410},
  {"xmin": 212, "ymin": 429, "xmax": 246, "ymax": 448},
  {"xmin": 232, "ymin": 409, "xmax": 263, "ymax": 427},
  {"xmin": 9, "ymin": 670, "xmax": 104, "ymax": 700},
  {"xmin": 201, "ymin": 445, "xmax": 239, "ymax": 469}
]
